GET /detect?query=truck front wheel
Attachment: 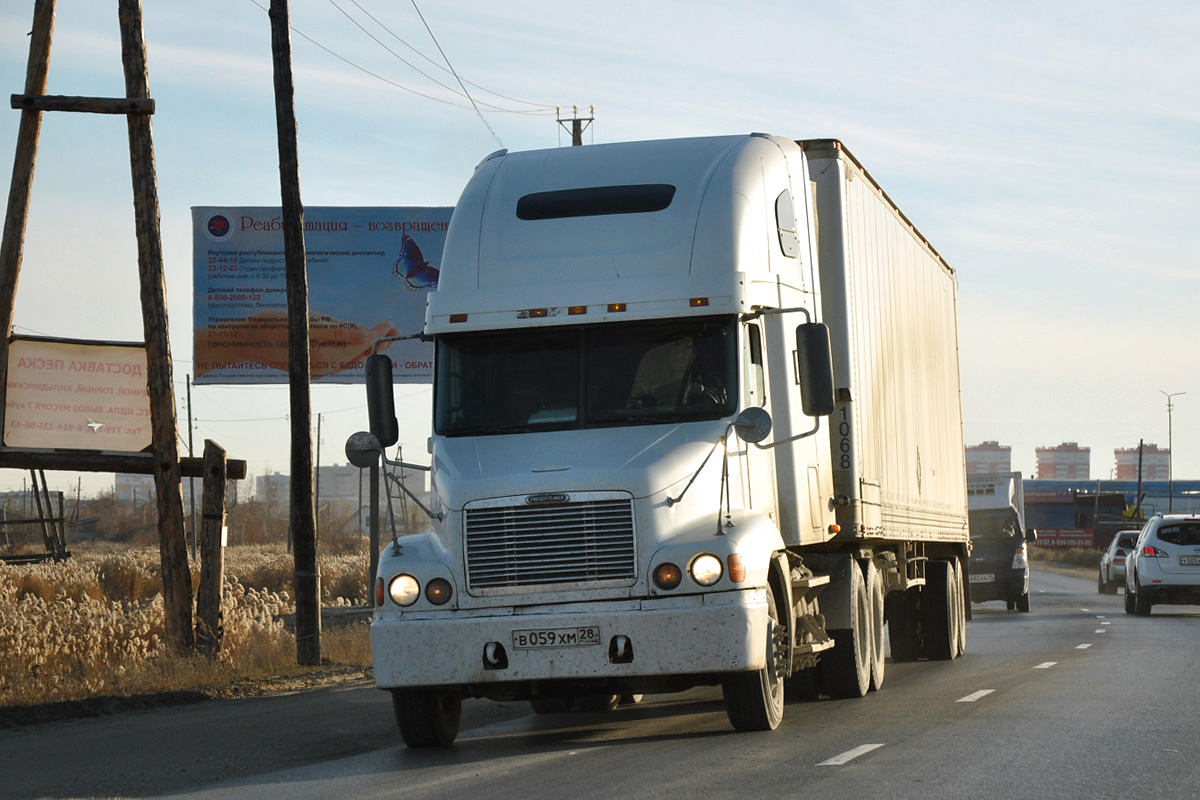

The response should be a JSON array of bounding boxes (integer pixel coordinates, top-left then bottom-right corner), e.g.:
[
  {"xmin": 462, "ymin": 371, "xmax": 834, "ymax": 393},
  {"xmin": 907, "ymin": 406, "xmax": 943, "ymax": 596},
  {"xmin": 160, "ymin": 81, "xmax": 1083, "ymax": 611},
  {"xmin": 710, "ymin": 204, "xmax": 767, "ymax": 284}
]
[
  {"xmin": 392, "ymin": 689, "xmax": 462, "ymax": 748},
  {"xmin": 723, "ymin": 582, "xmax": 786, "ymax": 731}
]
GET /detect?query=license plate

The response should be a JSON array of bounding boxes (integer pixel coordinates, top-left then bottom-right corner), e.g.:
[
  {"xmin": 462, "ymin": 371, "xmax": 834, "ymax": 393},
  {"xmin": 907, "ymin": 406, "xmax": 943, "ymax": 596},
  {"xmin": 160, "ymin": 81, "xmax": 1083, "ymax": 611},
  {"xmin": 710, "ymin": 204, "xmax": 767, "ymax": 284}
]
[
  {"xmin": 969, "ymin": 573, "xmax": 995, "ymax": 584},
  {"xmin": 512, "ymin": 626, "xmax": 601, "ymax": 650},
  {"xmin": 1180, "ymin": 555, "xmax": 1200, "ymax": 566}
]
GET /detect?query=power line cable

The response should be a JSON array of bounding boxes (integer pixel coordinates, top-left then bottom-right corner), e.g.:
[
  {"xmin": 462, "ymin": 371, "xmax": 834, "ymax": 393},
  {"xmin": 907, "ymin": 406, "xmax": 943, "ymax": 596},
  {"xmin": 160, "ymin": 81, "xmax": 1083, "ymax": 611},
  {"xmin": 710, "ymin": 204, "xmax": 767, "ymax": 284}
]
[
  {"xmin": 408, "ymin": 0, "xmax": 504, "ymax": 148},
  {"xmin": 347, "ymin": 0, "xmax": 556, "ymax": 111}
]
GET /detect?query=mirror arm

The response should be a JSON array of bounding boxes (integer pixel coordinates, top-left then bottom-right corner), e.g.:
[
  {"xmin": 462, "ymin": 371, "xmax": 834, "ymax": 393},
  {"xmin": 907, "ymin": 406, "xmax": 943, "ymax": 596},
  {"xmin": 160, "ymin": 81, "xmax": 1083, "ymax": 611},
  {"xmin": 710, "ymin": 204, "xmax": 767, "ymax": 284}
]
[
  {"xmin": 752, "ymin": 418, "xmax": 821, "ymax": 449},
  {"xmin": 380, "ymin": 464, "xmax": 442, "ymax": 522},
  {"xmin": 740, "ymin": 306, "xmax": 812, "ymax": 324}
]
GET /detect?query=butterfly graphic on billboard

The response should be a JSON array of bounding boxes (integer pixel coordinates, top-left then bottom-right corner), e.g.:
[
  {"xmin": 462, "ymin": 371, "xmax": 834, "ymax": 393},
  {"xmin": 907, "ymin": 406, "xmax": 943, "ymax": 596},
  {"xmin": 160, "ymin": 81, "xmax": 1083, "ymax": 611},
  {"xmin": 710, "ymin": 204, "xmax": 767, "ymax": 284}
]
[{"xmin": 393, "ymin": 234, "xmax": 440, "ymax": 290}]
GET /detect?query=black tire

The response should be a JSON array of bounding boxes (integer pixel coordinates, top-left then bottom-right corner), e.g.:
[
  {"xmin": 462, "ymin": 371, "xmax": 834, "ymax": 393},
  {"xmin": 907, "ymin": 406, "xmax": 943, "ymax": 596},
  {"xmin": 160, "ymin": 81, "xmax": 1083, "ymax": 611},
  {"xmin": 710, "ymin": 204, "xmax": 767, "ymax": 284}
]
[
  {"xmin": 575, "ymin": 694, "xmax": 621, "ymax": 712},
  {"xmin": 820, "ymin": 560, "xmax": 871, "ymax": 698},
  {"xmin": 530, "ymin": 696, "xmax": 575, "ymax": 714},
  {"xmin": 1124, "ymin": 583, "xmax": 1136, "ymax": 614},
  {"xmin": 864, "ymin": 560, "xmax": 886, "ymax": 690},
  {"xmin": 1098, "ymin": 571, "xmax": 1106, "ymax": 594},
  {"xmin": 784, "ymin": 667, "xmax": 821, "ymax": 702},
  {"xmin": 392, "ymin": 689, "xmax": 461, "ymax": 748},
  {"xmin": 885, "ymin": 587, "xmax": 920, "ymax": 663},
  {"xmin": 1016, "ymin": 592, "xmax": 1030, "ymax": 613},
  {"xmin": 723, "ymin": 582, "xmax": 786, "ymax": 731},
  {"xmin": 952, "ymin": 559, "xmax": 967, "ymax": 655},
  {"xmin": 920, "ymin": 560, "xmax": 957, "ymax": 661},
  {"xmin": 1134, "ymin": 583, "xmax": 1153, "ymax": 616}
]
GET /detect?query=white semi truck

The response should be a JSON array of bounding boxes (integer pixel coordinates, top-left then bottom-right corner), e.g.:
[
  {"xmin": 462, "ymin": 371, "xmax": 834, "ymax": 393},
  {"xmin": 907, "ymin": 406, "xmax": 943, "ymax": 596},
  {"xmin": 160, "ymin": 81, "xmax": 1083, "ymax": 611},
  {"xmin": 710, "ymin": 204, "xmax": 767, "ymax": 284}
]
[{"xmin": 353, "ymin": 134, "xmax": 970, "ymax": 747}]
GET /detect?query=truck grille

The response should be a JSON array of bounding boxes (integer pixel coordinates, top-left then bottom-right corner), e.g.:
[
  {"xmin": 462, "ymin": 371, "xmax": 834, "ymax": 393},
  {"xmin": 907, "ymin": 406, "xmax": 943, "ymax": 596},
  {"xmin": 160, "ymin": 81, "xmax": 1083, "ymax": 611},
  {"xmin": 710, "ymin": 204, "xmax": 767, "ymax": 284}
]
[{"xmin": 464, "ymin": 494, "xmax": 636, "ymax": 590}]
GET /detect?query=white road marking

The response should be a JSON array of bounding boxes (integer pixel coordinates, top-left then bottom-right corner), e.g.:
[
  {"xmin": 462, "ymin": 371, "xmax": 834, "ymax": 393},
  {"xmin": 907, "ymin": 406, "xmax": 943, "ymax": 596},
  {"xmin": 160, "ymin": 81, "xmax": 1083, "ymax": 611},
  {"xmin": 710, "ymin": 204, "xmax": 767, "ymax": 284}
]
[
  {"xmin": 1095, "ymin": 629, "xmax": 1106, "ymax": 634},
  {"xmin": 957, "ymin": 690, "xmax": 995, "ymax": 703},
  {"xmin": 1034, "ymin": 662, "xmax": 1057, "ymax": 669},
  {"xmin": 1101, "ymin": 621, "xmax": 1111, "ymax": 625},
  {"xmin": 1076, "ymin": 643, "xmax": 1092, "ymax": 649},
  {"xmin": 818, "ymin": 743, "xmax": 885, "ymax": 766}
]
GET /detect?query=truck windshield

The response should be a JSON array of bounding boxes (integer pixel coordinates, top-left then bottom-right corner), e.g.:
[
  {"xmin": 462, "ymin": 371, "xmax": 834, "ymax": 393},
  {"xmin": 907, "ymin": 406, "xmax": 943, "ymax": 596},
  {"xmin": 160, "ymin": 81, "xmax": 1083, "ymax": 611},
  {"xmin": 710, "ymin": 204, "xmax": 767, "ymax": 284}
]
[{"xmin": 435, "ymin": 316, "xmax": 737, "ymax": 436}]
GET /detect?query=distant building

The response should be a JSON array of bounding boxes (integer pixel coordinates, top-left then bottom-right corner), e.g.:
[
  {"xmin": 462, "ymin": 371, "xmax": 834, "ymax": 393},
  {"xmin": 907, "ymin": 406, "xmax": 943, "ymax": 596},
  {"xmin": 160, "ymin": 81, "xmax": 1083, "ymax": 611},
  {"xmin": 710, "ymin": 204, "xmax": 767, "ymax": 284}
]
[
  {"xmin": 965, "ymin": 441, "xmax": 1012, "ymax": 474},
  {"xmin": 115, "ymin": 473, "xmax": 155, "ymax": 505},
  {"xmin": 1114, "ymin": 443, "xmax": 1170, "ymax": 481},
  {"xmin": 1035, "ymin": 442, "xmax": 1090, "ymax": 480}
]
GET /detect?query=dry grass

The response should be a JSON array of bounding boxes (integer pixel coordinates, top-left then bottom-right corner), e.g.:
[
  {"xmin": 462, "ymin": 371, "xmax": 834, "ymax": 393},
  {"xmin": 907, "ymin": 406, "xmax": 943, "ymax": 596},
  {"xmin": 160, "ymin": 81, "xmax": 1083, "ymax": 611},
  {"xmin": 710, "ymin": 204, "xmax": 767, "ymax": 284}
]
[
  {"xmin": 1028, "ymin": 545, "xmax": 1103, "ymax": 569},
  {"xmin": 0, "ymin": 543, "xmax": 373, "ymax": 708}
]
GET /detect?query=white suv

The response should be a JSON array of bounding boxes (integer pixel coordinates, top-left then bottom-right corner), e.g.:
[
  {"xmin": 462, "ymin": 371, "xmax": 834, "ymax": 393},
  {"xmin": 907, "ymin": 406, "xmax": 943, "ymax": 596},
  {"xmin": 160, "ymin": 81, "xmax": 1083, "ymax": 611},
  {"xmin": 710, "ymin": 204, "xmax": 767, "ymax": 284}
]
[{"xmin": 1125, "ymin": 515, "xmax": 1200, "ymax": 615}]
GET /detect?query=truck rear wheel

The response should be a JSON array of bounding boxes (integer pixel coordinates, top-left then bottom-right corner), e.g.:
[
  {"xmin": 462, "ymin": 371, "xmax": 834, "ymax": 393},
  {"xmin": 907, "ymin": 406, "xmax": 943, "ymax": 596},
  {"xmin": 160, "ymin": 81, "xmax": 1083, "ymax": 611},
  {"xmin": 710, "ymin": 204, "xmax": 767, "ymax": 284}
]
[
  {"xmin": 920, "ymin": 560, "xmax": 959, "ymax": 661},
  {"xmin": 864, "ymin": 560, "xmax": 886, "ymax": 690},
  {"xmin": 723, "ymin": 582, "xmax": 785, "ymax": 731},
  {"xmin": 953, "ymin": 558, "xmax": 967, "ymax": 654},
  {"xmin": 392, "ymin": 689, "xmax": 461, "ymax": 748},
  {"xmin": 885, "ymin": 587, "xmax": 920, "ymax": 663},
  {"xmin": 819, "ymin": 560, "xmax": 871, "ymax": 698}
]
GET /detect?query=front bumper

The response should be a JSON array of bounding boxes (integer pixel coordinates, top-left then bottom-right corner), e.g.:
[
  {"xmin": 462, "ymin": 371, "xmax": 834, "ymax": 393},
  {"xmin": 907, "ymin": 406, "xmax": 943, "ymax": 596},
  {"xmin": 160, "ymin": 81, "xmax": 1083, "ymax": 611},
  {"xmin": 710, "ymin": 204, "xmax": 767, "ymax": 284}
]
[{"xmin": 371, "ymin": 588, "xmax": 767, "ymax": 689}]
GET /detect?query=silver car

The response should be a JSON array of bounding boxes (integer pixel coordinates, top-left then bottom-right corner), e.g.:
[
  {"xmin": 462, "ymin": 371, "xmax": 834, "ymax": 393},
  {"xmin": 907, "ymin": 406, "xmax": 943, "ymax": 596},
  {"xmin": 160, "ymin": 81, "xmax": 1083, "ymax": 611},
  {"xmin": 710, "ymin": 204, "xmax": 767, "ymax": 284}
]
[
  {"xmin": 1098, "ymin": 530, "xmax": 1140, "ymax": 594},
  {"xmin": 1125, "ymin": 515, "xmax": 1200, "ymax": 615}
]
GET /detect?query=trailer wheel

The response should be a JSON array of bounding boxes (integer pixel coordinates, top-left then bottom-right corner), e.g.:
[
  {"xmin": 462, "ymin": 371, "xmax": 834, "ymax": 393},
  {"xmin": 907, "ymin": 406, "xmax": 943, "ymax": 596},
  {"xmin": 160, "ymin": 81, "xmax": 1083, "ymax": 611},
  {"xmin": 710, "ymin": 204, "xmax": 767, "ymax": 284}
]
[
  {"xmin": 392, "ymin": 689, "xmax": 461, "ymax": 748},
  {"xmin": 920, "ymin": 560, "xmax": 958, "ymax": 661},
  {"xmin": 864, "ymin": 560, "xmax": 886, "ymax": 690},
  {"xmin": 953, "ymin": 558, "xmax": 967, "ymax": 654},
  {"xmin": 723, "ymin": 582, "xmax": 785, "ymax": 731},
  {"xmin": 530, "ymin": 696, "xmax": 575, "ymax": 714},
  {"xmin": 819, "ymin": 561, "xmax": 871, "ymax": 698},
  {"xmin": 576, "ymin": 694, "xmax": 621, "ymax": 711},
  {"xmin": 885, "ymin": 587, "xmax": 920, "ymax": 663}
]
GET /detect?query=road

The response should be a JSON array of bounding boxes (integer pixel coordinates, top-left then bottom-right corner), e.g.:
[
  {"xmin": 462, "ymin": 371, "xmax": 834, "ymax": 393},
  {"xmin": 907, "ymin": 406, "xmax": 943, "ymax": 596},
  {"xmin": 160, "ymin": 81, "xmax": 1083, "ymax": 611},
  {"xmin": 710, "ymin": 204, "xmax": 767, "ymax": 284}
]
[{"xmin": 4, "ymin": 569, "xmax": 1198, "ymax": 800}]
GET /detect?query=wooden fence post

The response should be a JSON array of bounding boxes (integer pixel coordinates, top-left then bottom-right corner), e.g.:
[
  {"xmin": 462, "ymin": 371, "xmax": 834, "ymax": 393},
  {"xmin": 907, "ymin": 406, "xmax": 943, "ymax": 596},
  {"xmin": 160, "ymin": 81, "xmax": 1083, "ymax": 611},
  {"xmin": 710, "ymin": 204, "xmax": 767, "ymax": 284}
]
[{"xmin": 195, "ymin": 440, "xmax": 227, "ymax": 657}]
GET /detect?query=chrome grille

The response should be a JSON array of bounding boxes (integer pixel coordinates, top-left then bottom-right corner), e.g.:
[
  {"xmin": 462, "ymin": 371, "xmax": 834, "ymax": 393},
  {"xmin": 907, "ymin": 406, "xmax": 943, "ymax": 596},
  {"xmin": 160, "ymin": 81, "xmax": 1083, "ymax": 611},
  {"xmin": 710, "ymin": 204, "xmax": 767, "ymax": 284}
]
[{"xmin": 465, "ymin": 495, "xmax": 636, "ymax": 590}]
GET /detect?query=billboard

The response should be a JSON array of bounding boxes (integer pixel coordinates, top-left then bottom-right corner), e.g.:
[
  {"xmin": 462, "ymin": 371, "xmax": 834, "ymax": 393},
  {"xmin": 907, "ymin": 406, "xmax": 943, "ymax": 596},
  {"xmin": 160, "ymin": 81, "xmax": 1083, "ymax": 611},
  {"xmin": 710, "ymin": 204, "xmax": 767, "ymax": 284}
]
[
  {"xmin": 4, "ymin": 337, "xmax": 152, "ymax": 451},
  {"xmin": 192, "ymin": 206, "xmax": 451, "ymax": 385}
]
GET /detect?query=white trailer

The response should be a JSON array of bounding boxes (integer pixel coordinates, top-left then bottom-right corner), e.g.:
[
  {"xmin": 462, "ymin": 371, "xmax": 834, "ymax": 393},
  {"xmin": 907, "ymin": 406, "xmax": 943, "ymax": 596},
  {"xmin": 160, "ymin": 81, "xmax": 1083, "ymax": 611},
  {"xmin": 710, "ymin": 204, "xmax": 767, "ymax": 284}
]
[{"xmin": 356, "ymin": 134, "xmax": 969, "ymax": 746}]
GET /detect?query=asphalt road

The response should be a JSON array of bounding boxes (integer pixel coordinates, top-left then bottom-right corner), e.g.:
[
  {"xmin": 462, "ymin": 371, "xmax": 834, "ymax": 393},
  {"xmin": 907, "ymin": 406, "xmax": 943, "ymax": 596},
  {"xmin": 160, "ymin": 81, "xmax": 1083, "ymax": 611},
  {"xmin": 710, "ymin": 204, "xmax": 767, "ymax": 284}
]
[{"xmin": 5, "ymin": 569, "xmax": 1198, "ymax": 800}]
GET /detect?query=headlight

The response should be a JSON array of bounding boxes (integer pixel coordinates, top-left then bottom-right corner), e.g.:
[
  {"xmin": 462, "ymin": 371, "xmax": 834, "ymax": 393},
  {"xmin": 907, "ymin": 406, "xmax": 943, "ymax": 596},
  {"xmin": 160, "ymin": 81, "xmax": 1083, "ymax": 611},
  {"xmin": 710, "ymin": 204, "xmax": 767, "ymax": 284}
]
[
  {"xmin": 653, "ymin": 562, "xmax": 683, "ymax": 590},
  {"xmin": 388, "ymin": 574, "xmax": 420, "ymax": 606},
  {"xmin": 425, "ymin": 577, "xmax": 453, "ymax": 605},
  {"xmin": 690, "ymin": 554, "xmax": 723, "ymax": 586}
]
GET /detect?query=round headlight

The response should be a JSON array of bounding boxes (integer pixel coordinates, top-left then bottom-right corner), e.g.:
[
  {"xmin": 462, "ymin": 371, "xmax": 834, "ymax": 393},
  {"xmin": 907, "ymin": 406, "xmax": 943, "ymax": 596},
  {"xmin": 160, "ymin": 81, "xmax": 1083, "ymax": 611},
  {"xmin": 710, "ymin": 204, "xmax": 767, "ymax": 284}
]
[
  {"xmin": 425, "ymin": 577, "xmax": 453, "ymax": 605},
  {"xmin": 690, "ymin": 554, "xmax": 723, "ymax": 586},
  {"xmin": 388, "ymin": 574, "xmax": 420, "ymax": 606},
  {"xmin": 653, "ymin": 562, "xmax": 683, "ymax": 590}
]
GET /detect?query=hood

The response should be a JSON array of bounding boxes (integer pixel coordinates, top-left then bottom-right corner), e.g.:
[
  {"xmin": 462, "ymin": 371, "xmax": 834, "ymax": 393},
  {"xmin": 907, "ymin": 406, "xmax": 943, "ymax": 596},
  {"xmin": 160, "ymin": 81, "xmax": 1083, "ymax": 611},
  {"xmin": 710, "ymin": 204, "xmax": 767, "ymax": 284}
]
[{"xmin": 431, "ymin": 422, "xmax": 727, "ymax": 511}]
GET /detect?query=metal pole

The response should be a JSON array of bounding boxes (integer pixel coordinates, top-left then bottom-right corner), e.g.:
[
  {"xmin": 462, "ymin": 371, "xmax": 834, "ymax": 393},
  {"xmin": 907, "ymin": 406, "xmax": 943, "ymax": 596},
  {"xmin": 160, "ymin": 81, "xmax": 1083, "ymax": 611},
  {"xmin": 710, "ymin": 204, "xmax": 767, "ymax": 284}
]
[
  {"xmin": 1161, "ymin": 391, "xmax": 1185, "ymax": 513},
  {"xmin": 187, "ymin": 374, "xmax": 196, "ymax": 560}
]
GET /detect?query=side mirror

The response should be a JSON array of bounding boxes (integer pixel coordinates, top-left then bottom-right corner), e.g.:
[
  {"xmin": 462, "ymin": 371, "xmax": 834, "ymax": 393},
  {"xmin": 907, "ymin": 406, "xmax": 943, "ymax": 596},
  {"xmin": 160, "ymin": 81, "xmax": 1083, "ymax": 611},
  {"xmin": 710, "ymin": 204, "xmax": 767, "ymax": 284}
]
[
  {"xmin": 365, "ymin": 354, "xmax": 399, "ymax": 447},
  {"xmin": 732, "ymin": 407, "xmax": 772, "ymax": 444},
  {"xmin": 1025, "ymin": 528, "xmax": 1038, "ymax": 543},
  {"xmin": 795, "ymin": 322, "xmax": 835, "ymax": 417},
  {"xmin": 345, "ymin": 430, "xmax": 383, "ymax": 468}
]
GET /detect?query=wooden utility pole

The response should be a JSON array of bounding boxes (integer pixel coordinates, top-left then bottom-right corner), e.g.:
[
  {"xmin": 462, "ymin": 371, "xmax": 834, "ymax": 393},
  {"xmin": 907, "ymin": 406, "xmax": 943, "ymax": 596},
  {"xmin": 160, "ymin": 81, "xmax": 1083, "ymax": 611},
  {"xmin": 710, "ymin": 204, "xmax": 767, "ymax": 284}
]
[
  {"xmin": 0, "ymin": 0, "xmax": 55, "ymax": 412},
  {"xmin": 119, "ymin": 0, "xmax": 192, "ymax": 651},
  {"xmin": 269, "ymin": 0, "xmax": 320, "ymax": 665}
]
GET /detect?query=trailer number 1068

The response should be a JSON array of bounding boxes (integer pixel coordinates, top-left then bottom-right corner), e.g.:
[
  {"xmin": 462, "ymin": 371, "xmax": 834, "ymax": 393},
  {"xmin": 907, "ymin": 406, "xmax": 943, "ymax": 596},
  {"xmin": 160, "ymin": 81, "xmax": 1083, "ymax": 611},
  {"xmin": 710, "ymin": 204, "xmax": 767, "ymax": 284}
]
[{"xmin": 512, "ymin": 626, "xmax": 601, "ymax": 649}]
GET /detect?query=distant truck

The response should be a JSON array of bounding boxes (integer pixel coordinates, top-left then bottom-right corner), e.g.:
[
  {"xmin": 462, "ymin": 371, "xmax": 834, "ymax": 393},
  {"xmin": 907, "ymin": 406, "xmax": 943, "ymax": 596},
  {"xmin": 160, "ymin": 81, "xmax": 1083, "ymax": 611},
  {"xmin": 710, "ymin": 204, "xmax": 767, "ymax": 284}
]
[
  {"xmin": 357, "ymin": 134, "xmax": 970, "ymax": 746},
  {"xmin": 967, "ymin": 471, "xmax": 1037, "ymax": 611}
]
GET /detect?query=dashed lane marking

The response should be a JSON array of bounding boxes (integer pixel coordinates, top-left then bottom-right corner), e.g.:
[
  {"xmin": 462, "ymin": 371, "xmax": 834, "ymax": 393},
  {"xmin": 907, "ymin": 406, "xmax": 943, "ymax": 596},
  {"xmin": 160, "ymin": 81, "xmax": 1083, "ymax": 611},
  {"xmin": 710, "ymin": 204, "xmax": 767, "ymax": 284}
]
[
  {"xmin": 1076, "ymin": 643, "xmax": 1092, "ymax": 649},
  {"xmin": 1034, "ymin": 662, "xmax": 1057, "ymax": 669},
  {"xmin": 957, "ymin": 689, "xmax": 995, "ymax": 703},
  {"xmin": 818, "ymin": 744, "xmax": 885, "ymax": 766}
]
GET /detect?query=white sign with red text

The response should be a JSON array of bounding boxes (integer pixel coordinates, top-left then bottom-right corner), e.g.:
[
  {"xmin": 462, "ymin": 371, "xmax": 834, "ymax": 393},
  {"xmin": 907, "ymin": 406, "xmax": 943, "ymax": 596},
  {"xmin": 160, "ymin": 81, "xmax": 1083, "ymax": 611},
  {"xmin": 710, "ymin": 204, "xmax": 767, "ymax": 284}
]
[
  {"xmin": 192, "ymin": 206, "xmax": 451, "ymax": 385},
  {"xmin": 5, "ymin": 338, "xmax": 152, "ymax": 451}
]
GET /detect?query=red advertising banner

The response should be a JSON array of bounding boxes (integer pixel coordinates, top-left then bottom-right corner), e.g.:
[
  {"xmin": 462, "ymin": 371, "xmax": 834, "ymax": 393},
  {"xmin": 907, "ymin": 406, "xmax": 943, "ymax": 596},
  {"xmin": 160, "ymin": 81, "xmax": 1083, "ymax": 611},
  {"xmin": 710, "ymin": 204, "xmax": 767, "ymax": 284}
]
[{"xmin": 1032, "ymin": 528, "xmax": 1095, "ymax": 548}]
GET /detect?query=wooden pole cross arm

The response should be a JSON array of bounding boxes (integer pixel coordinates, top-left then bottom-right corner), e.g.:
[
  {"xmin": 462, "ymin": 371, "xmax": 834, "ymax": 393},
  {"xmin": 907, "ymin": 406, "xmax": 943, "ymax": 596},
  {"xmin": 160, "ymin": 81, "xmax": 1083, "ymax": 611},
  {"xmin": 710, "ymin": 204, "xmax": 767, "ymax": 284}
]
[
  {"xmin": 0, "ymin": 447, "xmax": 246, "ymax": 480},
  {"xmin": 10, "ymin": 94, "xmax": 155, "ymax": 115}
]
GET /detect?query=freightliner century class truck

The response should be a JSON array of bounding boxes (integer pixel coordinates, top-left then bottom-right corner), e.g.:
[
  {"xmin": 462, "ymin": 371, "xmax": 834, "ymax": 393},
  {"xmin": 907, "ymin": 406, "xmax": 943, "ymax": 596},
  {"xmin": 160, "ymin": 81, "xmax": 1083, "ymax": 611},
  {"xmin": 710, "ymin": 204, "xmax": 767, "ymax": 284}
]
[{"xmin": 351, "ymin": 134, "xmax": 970, "ymax": 747}]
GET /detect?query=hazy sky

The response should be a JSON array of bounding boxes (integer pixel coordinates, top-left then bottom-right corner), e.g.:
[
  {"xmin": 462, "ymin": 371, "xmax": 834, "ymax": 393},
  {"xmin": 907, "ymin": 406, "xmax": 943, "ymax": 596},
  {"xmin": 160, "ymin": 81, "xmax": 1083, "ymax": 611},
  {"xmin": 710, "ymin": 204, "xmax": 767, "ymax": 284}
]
[{"xmin": 1, "ymin": 0, "xmax": 1198, "ymax": 497}]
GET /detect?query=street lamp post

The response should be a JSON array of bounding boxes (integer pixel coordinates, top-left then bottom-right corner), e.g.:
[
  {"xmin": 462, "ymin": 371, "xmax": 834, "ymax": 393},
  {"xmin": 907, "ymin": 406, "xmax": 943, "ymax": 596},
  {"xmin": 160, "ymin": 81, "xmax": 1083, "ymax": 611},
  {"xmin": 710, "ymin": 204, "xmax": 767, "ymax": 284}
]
[{"xmin": 1161, "ymin": 390, "xmax": 1185, "ymax": 513}]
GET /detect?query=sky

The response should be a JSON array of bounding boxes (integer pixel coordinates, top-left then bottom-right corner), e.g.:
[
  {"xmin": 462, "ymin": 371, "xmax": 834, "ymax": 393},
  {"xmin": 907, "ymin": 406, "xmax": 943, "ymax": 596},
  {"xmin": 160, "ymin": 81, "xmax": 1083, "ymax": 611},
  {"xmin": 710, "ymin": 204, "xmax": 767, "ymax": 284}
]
[{"xmin": 1, "ymin": 0, "xmax": 1199, "ymax": 499}]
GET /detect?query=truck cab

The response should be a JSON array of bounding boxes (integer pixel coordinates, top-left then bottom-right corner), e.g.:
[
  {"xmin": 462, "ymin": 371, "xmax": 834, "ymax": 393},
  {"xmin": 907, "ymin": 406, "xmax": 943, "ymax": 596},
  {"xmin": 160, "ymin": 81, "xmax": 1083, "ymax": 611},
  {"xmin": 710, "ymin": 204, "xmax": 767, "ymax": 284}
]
[{"xmin": 967, "ymin": 472, "xmax": 1036, "ymax": 611}]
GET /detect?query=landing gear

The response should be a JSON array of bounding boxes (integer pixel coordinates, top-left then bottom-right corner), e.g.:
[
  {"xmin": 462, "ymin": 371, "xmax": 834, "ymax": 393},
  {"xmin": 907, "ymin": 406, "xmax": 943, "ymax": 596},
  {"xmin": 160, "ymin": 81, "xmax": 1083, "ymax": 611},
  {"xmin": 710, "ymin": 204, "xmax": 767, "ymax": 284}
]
[{"xmin": 723, "ymin": 582, "xmax": 786, "ymax": 731}]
